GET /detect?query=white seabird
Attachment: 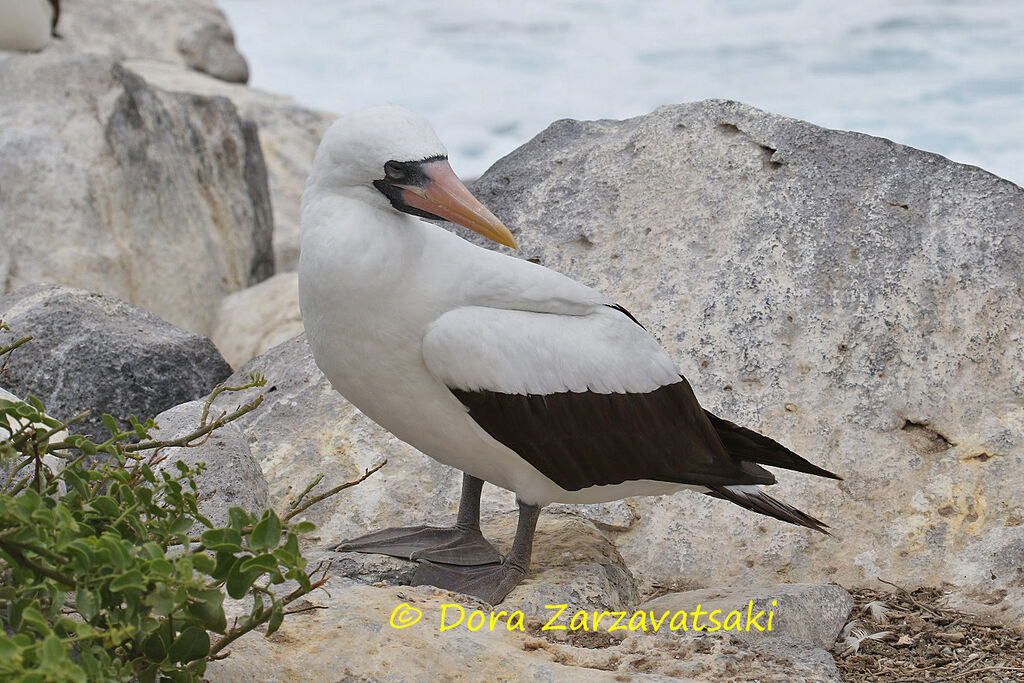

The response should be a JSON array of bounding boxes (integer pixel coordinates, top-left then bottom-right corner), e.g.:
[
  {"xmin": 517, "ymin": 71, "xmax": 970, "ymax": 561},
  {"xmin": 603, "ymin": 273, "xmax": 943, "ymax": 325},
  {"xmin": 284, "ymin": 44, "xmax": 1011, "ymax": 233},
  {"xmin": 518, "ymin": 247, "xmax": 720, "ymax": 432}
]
[
  {"xmin": 0, "ymin": 0, "xmax": 58, "ymax": 52},
  {"xmin": 299, "ymin": 105, "xmax": 840, "ymax": 604}
]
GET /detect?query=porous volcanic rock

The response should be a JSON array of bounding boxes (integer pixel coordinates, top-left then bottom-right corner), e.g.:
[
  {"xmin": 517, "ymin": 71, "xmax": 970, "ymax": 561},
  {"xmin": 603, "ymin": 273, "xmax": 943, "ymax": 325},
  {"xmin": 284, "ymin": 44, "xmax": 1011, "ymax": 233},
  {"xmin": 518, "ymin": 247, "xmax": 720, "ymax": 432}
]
[
  {"xmin": 469, "ymin": 100, "xmax": 1024, "ymax": 624},
  {"xmin": 0, "ymin": 284, "xmax": 231, "ymax": 441}
]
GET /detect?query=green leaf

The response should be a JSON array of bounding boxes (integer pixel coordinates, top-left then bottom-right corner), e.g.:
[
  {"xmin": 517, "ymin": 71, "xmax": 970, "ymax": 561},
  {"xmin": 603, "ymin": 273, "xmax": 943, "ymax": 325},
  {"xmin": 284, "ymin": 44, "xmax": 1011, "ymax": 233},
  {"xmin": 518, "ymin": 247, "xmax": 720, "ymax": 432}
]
[
  {"xmin": 96, "ymin": 535, "xmax": 129, "ymax": 570},
  {"xmin": 109, "ymin": 569, "xmax": 145, "ymax": 592},
  {"xmin": 148, "ymin": 559, "xmax": 174, "ymax": 577},
  {"xmin": 191, "ymin": 553, "xmax": 215, "ymax": 574},
  {"xmin": 148, "ymin": 584, "xmax": 176, "ymax": 617},
  {"xmin": 101, "ymin": 414, "xmax": 119, "ymax": 436},
  {"xmin": 20, "ymin": 606, "xmax": 51, "ymax": 635},
  {"xmin": 89, "ymin": 496, "xmax": 119, "ymax": 518},
  {"xmin": 0, "ymin": 637, "xmax": 21, "ymax": 661},
  {"xmin": 292, "ymin": 521, "xmax": 316, "ymax": 534},
  {"xmin": 168, "ymin": 516, "xmax": 193, "ymax": 534},
  {"xmin": 41, "ymin": 634, "xmax": 64, "ymax": 662},
  {"xmin": 265, "ymin": 600, "xmax": 285, "ymax": 636},
  {"xmin": 186, "ymin": 589, "xmax": 226, "ymax": 633},
  {"xmin": 129, "ymin": 415, "xmax": 151, "ymax": 439},
  {"xmin": 249, "ymin": 511, "xmax": 282, "ymax": 550},
  {"xmin": 139, "ymin": 631, "xmax": 167, "ymax": 664},
  {"xmin": 63, "ymin": 468, "xmax": 89, "ymax": 500},
  {"xmin": 136, "ymin": 663, "xmax": 158, "ymax": 683},
  {"xmin": 166, "ymin": 626, "xmax": 210, "ymax": 664},
  {"xmin": 227, "ymin": 506, "xmax": 250, "ymax": 532},
  {"xmin": 210, "ymin": 551, "xmax": 238, "ymax": 581},
  {"xmin": 75, "ymin": 588, "xmax": 99, "ymax": 620},
  {"xmin": 200, "ymin": 528, "xmax": 242, "ymax": 552},
  {"xmin": 225, "ymin": 562, "xmax": 259, "ymax": 600},
  {"xmin": 239, "ymin": 553, "xmax": 277, "ymax": 575}
]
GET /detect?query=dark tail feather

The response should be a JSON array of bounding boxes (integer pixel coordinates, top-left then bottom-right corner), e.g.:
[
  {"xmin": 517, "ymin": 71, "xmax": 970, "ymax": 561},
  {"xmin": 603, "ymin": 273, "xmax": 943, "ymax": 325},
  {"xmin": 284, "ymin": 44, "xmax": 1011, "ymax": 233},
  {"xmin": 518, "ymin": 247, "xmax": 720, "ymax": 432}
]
[
  {"xmin": 706, "ymin": 485, "xmax": 831, "ymax": 534},
  {"xmin": 704, "ymin": 410, "xmax": 842, "ymax": 480}
]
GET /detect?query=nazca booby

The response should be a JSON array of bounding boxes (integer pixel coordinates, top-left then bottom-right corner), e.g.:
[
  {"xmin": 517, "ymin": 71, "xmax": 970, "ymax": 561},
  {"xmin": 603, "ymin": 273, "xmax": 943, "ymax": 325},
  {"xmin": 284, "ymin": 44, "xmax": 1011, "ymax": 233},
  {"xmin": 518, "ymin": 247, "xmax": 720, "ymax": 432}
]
[
  {"xmin": 299, "ymin": 106, "xmax": 840, "ymax": 604},
  {"xmin": 0, "ymin": 0, "xmax": 59, "ymax": 52}
]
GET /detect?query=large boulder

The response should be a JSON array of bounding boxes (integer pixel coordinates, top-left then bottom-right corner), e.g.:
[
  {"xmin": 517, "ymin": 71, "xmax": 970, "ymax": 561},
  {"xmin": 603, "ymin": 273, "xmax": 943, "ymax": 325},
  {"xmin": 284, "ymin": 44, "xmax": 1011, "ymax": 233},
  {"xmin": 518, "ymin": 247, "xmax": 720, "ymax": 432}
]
[
  {"xmin": 469, "ymin": 100, "xmax": 1024, "ymax": 624},
  {"xmin": 150, "ymin": 399, "xmax": 269, "ymax": 529},
  {"xmin": 125, "ymin": 60, "xmax": 336, "ymax": 271},
  {"xmin": 0, "ymin": 52, "xmax": 273, "ymax": 335},
  {"xmin": 205, "ymin": 580, "xmax": 847, "ymax": 682},
  {"xmin": 52, "ymin": 0, "xmax": 249, "ymax": 83},
  {"xmin": 0, "ymin": 284, "xmax": 231, "ymax": 441}
]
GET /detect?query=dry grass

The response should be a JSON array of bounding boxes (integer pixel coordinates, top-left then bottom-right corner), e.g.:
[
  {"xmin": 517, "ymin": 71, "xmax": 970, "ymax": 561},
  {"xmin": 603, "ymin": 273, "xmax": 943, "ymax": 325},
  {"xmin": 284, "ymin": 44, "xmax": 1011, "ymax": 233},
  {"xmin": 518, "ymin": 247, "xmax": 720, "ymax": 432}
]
[{"xmin": 834, "ymin": 584, "xmax": 1024, "ymax": 682}]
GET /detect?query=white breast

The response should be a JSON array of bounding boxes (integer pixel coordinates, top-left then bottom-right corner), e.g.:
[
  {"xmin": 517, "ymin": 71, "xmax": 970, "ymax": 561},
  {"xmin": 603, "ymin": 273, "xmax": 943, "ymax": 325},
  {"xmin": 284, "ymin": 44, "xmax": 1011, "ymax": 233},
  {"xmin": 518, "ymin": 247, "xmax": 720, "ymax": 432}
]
[{"xmin": 0, "ymin": 0, "xmax": 53, "ymax": 52}]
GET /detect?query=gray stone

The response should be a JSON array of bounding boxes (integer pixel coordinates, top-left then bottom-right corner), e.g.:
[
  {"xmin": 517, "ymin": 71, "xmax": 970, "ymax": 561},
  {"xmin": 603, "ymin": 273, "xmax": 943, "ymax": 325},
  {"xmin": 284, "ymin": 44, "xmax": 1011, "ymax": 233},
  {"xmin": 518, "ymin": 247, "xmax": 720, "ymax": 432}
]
[
  {"xmin": 127, "ymin": 60, "xmax": 336, "ymax": 271},
  {"xmin": 52, "ymin": 0, "xmax": 249, "ymax": 83},
  {"xmin": 638, "ymin": 583, "xmax": 853, "ymax": 649},
  {"xmin": 0, "ymin": 284, "xmax": 231, "ymax": 441},
  {"xmin": 471, "ymin": 100, "xmax": 1024, "ymax": 624},
  {"xmin": 150, "ymin": 399, "xmax": 268, "ymax": 528},
  {"xmin": 0, "ymin": 53, "xmax": 273, "ymax": 335}
]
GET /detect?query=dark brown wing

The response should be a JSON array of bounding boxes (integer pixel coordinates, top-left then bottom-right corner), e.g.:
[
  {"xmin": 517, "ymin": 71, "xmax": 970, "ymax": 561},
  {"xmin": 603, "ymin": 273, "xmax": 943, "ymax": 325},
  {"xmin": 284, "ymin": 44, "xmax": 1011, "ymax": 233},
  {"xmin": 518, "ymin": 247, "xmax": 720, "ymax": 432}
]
[
  {"xmin": 451, "ymin": 374, "xmax": 775, "ymax": 491},
  {"xmin": 703, "ymin": 410, "xmax": 841, "ymax": 480}
]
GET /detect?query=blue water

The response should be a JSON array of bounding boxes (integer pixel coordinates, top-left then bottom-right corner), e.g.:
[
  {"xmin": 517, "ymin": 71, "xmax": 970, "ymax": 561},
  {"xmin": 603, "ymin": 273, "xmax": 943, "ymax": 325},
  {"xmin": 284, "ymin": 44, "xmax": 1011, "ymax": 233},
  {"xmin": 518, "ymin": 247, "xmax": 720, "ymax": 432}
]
[{"xmin": 217, "ymin": 0, "xmax": 1023, "ymax": 185}]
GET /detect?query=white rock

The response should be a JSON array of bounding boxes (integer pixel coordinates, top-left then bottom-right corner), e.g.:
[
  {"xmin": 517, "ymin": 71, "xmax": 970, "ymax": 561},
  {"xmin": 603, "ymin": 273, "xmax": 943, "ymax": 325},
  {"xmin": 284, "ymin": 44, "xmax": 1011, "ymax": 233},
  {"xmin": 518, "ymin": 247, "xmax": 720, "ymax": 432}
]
[
  {"xmin": 150, "ymin": 399, "xmax": 268, "ymax": 529},
  {"xmin": 206, "ymin": 580, "xmax": 842, "ymax": 681},
  {"xmin": 126, "ymin": 60, "xmax": 336, "ymax": 271},
  {"xmin": 212, "ymin": 272, "xmax": 303, "ymax": 368},
  {"xmin": 470, "ymin": 100, "xmax": 1024, "ymax": 625},
  {"xmin": 52, "ymin": 0, "xmax": 248, "ymax": 82},
  {"xmin": 0, "ymin": 53, "xmax": 273, "ymax": 335},
  {"xmin": 638, "ymin": 583, "xmax": 853, "ymax": 649}
]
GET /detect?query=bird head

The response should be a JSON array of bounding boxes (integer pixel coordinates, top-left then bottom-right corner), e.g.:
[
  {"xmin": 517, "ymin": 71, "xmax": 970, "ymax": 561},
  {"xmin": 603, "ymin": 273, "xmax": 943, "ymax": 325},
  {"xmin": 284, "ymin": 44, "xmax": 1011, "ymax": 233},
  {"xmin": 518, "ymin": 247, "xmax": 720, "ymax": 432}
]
[{"xmin": 306, "ymin": 105, "xmax": 518, "ymax": 250}]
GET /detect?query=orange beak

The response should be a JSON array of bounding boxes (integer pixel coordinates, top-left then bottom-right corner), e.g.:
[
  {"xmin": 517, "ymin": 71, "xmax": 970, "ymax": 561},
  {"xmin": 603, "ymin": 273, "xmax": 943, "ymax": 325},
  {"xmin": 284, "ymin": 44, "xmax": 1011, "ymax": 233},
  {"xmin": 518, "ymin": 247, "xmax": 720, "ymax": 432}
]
[{"xmin": 397, "ymin": 159, "xmax": 519, "ymax": 250}]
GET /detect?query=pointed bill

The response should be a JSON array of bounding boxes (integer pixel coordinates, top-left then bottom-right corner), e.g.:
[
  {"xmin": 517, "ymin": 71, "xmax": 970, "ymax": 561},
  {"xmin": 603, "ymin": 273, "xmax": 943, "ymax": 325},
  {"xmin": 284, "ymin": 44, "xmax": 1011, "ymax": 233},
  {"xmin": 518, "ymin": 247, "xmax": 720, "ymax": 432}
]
[{"xmin": 398, "ymin": 160, "xmax": 519, "ymax": 250}]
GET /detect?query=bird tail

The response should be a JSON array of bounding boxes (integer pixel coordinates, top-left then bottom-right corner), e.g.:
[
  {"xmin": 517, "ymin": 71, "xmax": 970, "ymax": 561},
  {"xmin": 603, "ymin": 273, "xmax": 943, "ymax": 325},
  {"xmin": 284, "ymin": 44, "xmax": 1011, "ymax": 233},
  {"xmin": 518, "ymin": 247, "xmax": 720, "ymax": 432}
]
[
  {"xmin": 704, "ymin": 410, "xmax": 842, "ymax": 480},
  {"xmin": 706, "ymin": 484, "xmax": 831, "ymax": 535}
]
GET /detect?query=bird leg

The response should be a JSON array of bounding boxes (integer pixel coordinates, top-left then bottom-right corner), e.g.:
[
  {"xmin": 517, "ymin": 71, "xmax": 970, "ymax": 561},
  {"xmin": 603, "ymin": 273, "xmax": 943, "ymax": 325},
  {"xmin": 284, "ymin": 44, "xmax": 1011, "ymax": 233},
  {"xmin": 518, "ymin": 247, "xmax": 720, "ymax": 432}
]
[
  {"xmin": 412, "ymin": 499, "xmax": 541, "ymax": 605},
  {"xmin": 332, "ymin": 473, "xmax": 501, "ymax": 566}
]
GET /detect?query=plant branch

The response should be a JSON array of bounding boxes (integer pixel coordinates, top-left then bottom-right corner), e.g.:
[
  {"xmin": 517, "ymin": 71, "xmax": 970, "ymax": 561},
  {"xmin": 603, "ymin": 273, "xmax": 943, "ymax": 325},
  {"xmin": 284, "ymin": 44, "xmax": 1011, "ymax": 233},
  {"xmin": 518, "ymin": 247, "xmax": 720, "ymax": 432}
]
[
  {"xmin": 283, "ymin": 460, "xmax": 386, "ymax": 521},
  {"xmin": 0, "ymin": 538, "xmax": 77, "ymax": 587}
]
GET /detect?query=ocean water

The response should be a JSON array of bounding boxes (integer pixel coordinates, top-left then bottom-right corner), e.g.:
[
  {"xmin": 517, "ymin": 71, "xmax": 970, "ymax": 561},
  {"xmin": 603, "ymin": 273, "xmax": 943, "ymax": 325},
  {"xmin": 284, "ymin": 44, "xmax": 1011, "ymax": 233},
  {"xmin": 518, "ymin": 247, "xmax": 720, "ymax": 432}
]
[{"xmin": 217, "ymin": 0, "xmax": 1023, "ymax": 186}]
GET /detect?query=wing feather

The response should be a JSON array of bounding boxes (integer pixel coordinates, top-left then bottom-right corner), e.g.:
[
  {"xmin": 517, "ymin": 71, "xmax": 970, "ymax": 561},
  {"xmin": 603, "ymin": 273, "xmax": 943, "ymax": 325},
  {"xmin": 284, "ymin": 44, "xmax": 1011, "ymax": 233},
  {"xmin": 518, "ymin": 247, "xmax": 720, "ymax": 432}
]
[{"xmin": 423, "ymin": 305, "xmax": 773, "ymax": 491}]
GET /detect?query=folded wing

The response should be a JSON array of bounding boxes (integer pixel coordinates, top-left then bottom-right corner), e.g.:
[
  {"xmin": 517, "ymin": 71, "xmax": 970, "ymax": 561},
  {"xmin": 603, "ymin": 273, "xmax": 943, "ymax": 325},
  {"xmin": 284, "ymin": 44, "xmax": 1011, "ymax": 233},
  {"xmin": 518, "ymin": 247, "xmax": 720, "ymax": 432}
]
[{"xmin": 422, "ymin": 304, "xmax": 775, "ymax": 491}]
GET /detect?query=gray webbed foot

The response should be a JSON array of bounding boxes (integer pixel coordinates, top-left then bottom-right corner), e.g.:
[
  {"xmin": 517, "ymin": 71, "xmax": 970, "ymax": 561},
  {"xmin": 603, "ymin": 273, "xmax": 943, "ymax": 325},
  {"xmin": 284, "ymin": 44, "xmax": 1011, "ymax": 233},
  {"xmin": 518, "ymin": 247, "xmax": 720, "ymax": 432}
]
[
  {"xmin": 411, "ymin": 498, "xmax": 541, "ymax": 605},
  {"xmin": 333, "ymin": 525, "xmax": 502, "ymax": 566},
  {"xmin": 412, "ymin": 558, "xmax": 526, "ymax": 605}
]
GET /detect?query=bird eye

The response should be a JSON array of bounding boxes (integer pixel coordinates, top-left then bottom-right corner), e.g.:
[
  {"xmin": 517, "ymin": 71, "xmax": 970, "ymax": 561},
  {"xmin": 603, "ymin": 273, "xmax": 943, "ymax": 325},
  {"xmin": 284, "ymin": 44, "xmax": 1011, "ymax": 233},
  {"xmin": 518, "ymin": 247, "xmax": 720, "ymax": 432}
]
[{"xmin": 384, "ymin": 161, "xmax": 406, "ymax": 181}]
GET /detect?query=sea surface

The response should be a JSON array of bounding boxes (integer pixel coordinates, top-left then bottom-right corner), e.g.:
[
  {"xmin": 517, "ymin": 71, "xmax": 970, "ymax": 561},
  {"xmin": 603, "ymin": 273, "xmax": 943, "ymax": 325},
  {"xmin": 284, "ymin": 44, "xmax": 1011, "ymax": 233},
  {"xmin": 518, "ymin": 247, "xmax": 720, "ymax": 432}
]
[{"xmin": 218, "ymin": 0, "xmax": 1023, "ymax": 185}]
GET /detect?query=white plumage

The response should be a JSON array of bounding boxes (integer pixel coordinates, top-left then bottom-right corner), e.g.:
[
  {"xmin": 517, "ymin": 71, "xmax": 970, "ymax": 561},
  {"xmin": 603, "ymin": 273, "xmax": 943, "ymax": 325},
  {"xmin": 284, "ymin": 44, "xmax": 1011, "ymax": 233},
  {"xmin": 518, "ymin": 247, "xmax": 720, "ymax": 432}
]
[
  {"xmin": 0, "ymin": 0, "xmax": 56, "ymax": 52},
  {"xmin": 299, "ymin": 105, "xmax": 837, "ymax": 603}
]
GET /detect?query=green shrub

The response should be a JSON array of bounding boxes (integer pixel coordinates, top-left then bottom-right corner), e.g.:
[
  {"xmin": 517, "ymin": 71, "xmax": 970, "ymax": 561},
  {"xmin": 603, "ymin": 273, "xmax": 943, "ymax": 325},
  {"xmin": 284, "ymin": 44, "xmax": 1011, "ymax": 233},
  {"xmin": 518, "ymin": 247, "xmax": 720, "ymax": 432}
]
[{"xmin": 0, "ymin": 321, "xmax": 382, "ymax": 681}]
